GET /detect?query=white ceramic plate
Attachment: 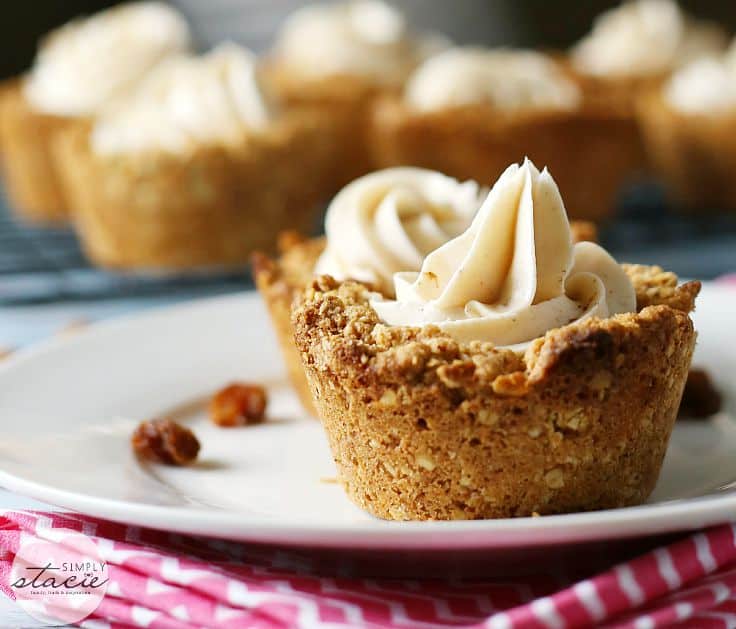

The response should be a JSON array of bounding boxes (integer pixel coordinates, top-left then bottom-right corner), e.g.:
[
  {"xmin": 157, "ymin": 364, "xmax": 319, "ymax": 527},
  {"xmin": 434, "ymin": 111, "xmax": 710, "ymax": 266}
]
[{"xmin": 0, "ymin": 284, "xmax": 734, "ymax": 552}]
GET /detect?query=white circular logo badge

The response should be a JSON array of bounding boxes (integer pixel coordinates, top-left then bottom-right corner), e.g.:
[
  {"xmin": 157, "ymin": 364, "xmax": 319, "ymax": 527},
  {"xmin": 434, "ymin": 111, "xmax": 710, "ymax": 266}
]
[{"xmin": 9, "ymin": 529, "xmax": 109, "ymax": 625}]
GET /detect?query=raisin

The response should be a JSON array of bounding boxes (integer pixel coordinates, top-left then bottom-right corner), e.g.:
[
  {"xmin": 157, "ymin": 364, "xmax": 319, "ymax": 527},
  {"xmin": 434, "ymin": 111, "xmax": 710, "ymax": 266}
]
[
  {"xmin": 679, "ymin": 368, "xmax": 722, "ymax": 419},
  {"xmin": 132, "ymin": 418, "xmax": 200, "ymax": 465},
  {"xmin": 210, "ymin": 383, "xmax": 267, "ymax": 427}
]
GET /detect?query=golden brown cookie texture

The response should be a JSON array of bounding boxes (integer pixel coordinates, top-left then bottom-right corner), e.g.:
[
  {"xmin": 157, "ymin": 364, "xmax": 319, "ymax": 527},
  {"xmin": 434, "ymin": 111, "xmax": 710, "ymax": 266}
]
[{"xmin": 292, "ymin": 272, "xmax": 698, "ymax": 521}]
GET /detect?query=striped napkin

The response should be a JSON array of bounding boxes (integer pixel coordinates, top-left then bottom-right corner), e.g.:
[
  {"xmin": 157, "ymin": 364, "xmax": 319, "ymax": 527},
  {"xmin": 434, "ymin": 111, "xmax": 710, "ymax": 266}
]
[{"xmin": 1, "ymin": 510, "xmax": 736, "ymax": 628}]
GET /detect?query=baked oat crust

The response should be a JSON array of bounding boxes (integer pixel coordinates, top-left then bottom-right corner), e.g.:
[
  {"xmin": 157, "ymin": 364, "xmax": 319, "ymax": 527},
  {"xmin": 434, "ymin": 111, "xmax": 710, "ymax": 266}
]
[
  {"xmin": 292, "ymin": 272, "xmax": 699, "ymax": 520},
  {"xmin": 0, "ymin": 79, "xmax": 70, "ymax": 222}
]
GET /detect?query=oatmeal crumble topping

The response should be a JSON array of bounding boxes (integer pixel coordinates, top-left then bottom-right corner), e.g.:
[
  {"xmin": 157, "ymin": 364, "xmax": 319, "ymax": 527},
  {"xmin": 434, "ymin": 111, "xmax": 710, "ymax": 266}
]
[{"xmin": 623, "ymin": 264, "xmax": 700, "ymax": 312}]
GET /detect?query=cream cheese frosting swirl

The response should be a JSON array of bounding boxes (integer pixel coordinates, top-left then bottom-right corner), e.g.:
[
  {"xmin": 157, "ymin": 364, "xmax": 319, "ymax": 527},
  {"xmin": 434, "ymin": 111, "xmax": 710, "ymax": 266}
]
[
  {"xmin": 371, "ymin": 160, "xmax": 636, "ymax": 350},
  {"xmin": 91, "ymin": 43, "xmax": 273, "ymax": 156},
  {"xmin": 315, "ymin": 168, "xmax": 485, "ymax": 296},
  {"xmin": 405, "ymin": 48, "xmax": 581, "ymax": 112},
  {"xmin": 24, "ymin": 2, "xmax": 190, "ymax": 116},
  {"xmin": 273, "ymin": 0, "xmax": 448, "ymax": 85},
  {"xmin": 571, "ymin": 0, "xmax": 726, "ymax": 78}
]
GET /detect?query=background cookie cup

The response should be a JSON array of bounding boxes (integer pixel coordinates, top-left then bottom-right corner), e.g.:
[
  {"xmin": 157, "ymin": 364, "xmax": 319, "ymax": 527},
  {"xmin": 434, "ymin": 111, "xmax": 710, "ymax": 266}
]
[
  {"xmin": 560, "ymin": 59, "xmax": 666, "ymax": 116},
  {"xmin": 637, "ymin": 89, "xmax": 736, "ymax": 211},
  {"xmin": 261, "ymin": 67, "xmax": 386, "ymax": 191},
  {"xmin": 558, "ymin": 59, "xmax": 651, "ymax": 176},
  {"xmin": 565, "ymin": 0, "xmax": 727, "ymax": 134},
  {"xmin": 0, "ymin": 2, "xmax": 192, "ymax": 224},
  {"xmin": 370, "ymin": 99, "xmax": 645, "ymax": 222},
  {"xmin": 0, "ymin": 79, "xmax": 71, "ymax": 222},
  {"xmin": 261, "ymin": 0, "xmax": 447, "ymax": 198},
  {"xmin": 292, "ymin": 270, "xmax": 699, "ymax": 521},
  {"xmin": 54, "ymin": 112, "xmax": 335, "ymax": 269}
]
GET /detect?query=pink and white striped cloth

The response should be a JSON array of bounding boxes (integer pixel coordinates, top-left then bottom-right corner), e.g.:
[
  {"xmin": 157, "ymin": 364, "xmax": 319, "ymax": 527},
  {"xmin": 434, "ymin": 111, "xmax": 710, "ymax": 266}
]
[{"xmin": 2, "ymin": 511, "xmax": 736, "ymax": 628}]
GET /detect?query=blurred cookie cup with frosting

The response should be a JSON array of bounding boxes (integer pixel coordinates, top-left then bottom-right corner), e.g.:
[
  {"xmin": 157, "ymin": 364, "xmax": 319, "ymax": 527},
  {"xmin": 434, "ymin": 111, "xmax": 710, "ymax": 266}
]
[
  {"xmin": 371, "ymin": 47, "xmax": 643, "ymax": 221},
  {"xmin": 564, "ymin": 0, "xmax": 727, "ymax": 184},
  {"xmin": 263, "ymin": 0, "xmax": 448, "ymax": 190},
  {"xmin": 253, "ymin": 167, "xmax": 485, "ymax": 415},
  {"xmin": 0, "ymin": 2, "xmax": 190, "ymax": 223},
  {"xmin": 293, "ymin": 159, "xmax": 699, "ymax": 520},
  {"xmin": 637, "ymin": 45, "xmax": 736, "ymax": 210},
  {"xmin": 569, "ymin": 0, "xmax": 727, "ymax": 112},
  {"xmin": 54, "ymin": 43, "xmax": 335, "ymax": 270}
]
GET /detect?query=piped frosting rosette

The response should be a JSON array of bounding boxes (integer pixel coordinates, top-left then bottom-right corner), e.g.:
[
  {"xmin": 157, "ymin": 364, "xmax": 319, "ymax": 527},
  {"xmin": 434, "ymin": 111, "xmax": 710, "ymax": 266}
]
[
  {"xmin": 371, "ymin": 159, "xmax": 636, "ymax": 350},
  {"xmin": 315, "ymin": 168, "xmax": 485, "ymax": 296}
]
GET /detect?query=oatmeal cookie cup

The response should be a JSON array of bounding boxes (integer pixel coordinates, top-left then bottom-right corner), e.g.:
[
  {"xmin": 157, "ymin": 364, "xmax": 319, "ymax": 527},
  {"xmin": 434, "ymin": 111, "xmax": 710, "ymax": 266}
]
[
  {"xmin": 293, "ymin": 271, "xmax": 699, "ymax": 521},
  {"xmin": 371, "ymin": 99, "xmax": 645, "ymax": 221},
  {"xmin": 637, "ymin": 89, "xmax": 736, "ymax": 210},
  {"xmin": 0, "ymin": 80, "xmax": 70, "ymax": 222},
  {"xmin": 558, "ymin": 0, "xmax": 728, "ymax": 191},
  {"xmin": 567, "ymin": 0, "xmax": 727, "ymax": 114},
  {"xmin": 253, "ymin": 220, "xmax": 598, "ymax": 417},
  {"xmin": 561, "ymin": 61, "xmax": 666, "ymax": 118},
  {"xmin": 55, "ymin": 112, "xmax": 334, "ymax": 269}
]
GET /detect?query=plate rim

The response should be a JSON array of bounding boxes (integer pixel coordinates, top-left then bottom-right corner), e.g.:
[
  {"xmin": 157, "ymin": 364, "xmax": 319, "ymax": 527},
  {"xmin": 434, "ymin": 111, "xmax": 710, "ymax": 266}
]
[{"xmin": 2, "ymin": 465, "xmax": 736, "ymax": 549}]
